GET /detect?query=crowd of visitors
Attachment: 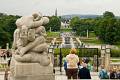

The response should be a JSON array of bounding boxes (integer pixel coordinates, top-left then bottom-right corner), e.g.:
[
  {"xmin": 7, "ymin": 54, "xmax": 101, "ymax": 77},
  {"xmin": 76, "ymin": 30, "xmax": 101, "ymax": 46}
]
[
  {"xmin": 64, "ymin": 48, "xmax": 120, "ymax": 79},
  {"xmin": 99, "ymin": 65, "xmax": 120, "ymax": 79},
  {"xmin": 0, "ymin": 50, "xmax": 12, "ymax": 60}
]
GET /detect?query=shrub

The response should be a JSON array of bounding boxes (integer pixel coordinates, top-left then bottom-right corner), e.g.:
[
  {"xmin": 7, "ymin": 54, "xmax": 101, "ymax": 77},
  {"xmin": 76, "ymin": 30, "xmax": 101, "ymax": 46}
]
[
  {"xmin": 54, "ymin": 48, "xmax": 101, "ymax": 57},
  {"xmin": 111, "ymin": 49, "xmax": 120, "ymax": 57}
]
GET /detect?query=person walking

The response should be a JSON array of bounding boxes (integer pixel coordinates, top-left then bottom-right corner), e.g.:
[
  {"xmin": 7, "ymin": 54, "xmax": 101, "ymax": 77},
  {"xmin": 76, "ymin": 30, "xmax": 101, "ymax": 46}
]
[
  {"xmin": 117, "ymin": 69, "xmax": 120, "ymax": 79},
  {"xmin": 63, "ymin": 58, "xmax": 67, "ymax": 75},
  {"xmin": 66, "ymin": 48, "xmax": 79, "ymax": 79},
  {"xmin": 78, "ymin": 62, "xmax": 91, "ymax": 79},
  {"xmin": 110, "ymin": 68, "xmax": 117, "ymax": 79},
  {"xmin": 99, "ymin": 65, "xmax": 109, "ymax": 79}
]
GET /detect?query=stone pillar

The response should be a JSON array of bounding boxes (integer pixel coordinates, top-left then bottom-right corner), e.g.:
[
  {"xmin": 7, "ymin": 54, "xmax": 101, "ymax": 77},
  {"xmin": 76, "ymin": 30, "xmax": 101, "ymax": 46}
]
[
  {"xmin": 93, "ymin": 55, "xmax": 97, "ymax": 72},
  {"xmin": 87, "ymin": 29, "xmax": 89, "ymax": 38},
  {"xmin": 49, "ymin": 27, "xmax": 51, "ymax": 32},
  {"xmin": 105, "ymin": 53, "xmax": 110, "ymax": 71},
  {"xmin": 101, "ymin": 49, "xmax": 105, "ymax": 66},
  {"xmin": 6, "ymin": 43, "xmax": 9, "ymax": 50}
]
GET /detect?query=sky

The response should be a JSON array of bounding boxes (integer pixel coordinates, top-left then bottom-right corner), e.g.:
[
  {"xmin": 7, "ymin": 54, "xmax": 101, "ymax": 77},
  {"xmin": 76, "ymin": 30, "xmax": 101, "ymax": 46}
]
[{"xmin": 0, "ymin": 0, "xmax": 120, "ymax": 16}]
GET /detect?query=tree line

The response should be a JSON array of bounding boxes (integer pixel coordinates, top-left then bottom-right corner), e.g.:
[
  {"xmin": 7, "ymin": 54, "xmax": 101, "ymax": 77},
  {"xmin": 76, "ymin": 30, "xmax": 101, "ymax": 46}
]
[
  {"xmin": 0, "ymin": 13, "xmax": 20, "ymax": 48},
  {"xmin": 70, "ymin": 11, "xmax": 120, "ymax": 45}
]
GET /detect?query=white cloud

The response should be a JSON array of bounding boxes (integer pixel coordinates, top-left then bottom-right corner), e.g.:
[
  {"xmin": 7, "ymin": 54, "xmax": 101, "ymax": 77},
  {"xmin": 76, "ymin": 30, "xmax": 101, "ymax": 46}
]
[{"xmin": 0, "ymin": 0, "xmax": 120, "ymax": 16}]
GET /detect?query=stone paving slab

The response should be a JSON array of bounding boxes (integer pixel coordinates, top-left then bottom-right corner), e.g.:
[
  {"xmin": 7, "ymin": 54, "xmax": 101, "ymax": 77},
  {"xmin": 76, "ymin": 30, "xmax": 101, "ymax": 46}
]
[
  {"xmin": 0, "ymin": 75, "xmax": 100, "ymax": 80},
  {"xmin": 0, "ymin": 69, "xmax": 100, "ymax": 80},
  {"xmin": 0, "ymin": 73, "xmax": 100, "ymax": 80}
]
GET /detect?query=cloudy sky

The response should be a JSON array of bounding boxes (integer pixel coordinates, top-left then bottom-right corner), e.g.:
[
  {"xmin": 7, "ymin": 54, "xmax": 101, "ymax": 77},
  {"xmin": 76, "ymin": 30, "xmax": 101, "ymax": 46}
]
[{"xmin": 0, "ymin": 0, "xmax": 120, "ymax": 16}]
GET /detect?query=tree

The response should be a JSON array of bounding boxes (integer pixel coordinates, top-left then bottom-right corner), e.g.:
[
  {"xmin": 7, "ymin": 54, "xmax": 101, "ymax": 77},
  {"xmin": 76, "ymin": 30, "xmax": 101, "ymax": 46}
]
[
  {"xmin": 70, "ymin": 17, "xmax": 95, "ymax": 37},
  {"xmin": 94, "ymin": 11, "xmax": 120, "ymax": 44},
  {"xmin": 0, "ymin": 13, "xmax": 20, "ymax": 48},
  {"xmin": 103, "ymin": 11, "xmax": 115, "ymax": 18},
  {"xmin": 70, "ymin": 17, "xmax": 80, "ymax": 32},
  {"xmin": 46, "ymin": 16, "xmax": 61, "ymax": 32}
]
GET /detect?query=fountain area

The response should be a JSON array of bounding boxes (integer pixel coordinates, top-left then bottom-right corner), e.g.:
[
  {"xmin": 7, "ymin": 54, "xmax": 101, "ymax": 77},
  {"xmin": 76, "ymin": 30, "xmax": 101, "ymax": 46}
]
[{"xmin": 60, "ymin": 32, "xmax": 76, "ymax": 48}]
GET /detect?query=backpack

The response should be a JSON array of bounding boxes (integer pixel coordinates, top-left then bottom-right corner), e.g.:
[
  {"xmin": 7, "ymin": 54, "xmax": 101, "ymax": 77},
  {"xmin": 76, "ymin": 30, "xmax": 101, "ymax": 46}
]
[{"xmin": 102, "ymin": 70, "xmax": 109, "ymax": 79}]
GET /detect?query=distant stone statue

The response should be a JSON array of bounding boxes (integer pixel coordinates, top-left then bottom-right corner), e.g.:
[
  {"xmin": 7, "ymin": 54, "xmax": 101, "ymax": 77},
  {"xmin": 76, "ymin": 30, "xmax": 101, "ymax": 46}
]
[{"xmin": 12, "ymin": 12, "xmax": 50, "ymax": 66}]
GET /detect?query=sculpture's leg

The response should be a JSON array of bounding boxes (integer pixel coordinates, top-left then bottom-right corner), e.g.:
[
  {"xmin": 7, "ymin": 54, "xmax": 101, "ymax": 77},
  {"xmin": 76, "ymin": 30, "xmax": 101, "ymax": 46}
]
[
  {"xmin": 31, "ymin": 43, "xmax": 48, "ymax": 53},
  {"xmin": 19, "ymin": 36, "xmax": 45, "ymax": 56},
  {"xmin": 14, "ymin": 52, "xmax": 50, "ymax": 66},
  {"xmin": 14, "ymin": 54, "xmax": 32, "ymax": 62}
]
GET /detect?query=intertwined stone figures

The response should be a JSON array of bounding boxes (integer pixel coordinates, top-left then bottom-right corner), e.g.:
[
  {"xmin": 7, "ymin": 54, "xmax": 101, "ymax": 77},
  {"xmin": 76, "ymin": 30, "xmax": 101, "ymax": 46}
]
[{"xmin": 12, "ymin": 12, "xmax": 51, "ymax": 66}]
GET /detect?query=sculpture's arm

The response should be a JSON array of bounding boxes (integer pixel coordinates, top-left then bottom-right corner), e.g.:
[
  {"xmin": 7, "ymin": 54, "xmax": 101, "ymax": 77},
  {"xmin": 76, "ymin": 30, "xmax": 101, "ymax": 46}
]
[
  {"xmin": 40, "ymin": 26, "xmax": 47, "ymax": 37},
  {"xmin": 28, "ymin": 19, "xmax": 43, "ymax": 29}
]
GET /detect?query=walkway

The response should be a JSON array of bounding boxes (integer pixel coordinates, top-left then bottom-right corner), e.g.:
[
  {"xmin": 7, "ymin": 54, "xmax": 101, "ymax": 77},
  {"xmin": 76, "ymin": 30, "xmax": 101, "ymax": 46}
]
[
  {"xmin": 55, "ymin": 67, "xmax": 100, "ymax": 80},
  {"xmin": 0, "ymin": 67, "xmax": 100, "ymax": 80}
]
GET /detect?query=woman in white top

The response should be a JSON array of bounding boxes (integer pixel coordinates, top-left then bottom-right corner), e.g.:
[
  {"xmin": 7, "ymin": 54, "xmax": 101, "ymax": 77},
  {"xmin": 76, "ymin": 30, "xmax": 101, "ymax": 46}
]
[{"xmin": 66, "ymin": 48, "xmax": 79, "ymax": 79}]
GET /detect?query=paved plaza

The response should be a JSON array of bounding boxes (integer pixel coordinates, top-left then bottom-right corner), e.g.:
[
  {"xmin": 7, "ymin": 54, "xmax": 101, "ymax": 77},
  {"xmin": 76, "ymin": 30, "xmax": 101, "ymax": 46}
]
[
  {"xmin": 0, "ymin": 72, "xmax": 100, "ymax": 80},
  {"xmin": 0, "ymin": 67, "xmax": 100, "ymax": 80}
]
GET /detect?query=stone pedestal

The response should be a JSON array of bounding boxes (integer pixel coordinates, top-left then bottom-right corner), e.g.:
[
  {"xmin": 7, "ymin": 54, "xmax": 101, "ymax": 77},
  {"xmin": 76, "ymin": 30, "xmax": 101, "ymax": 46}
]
[{"xmin": 9, "ymin": 58, "xmax": 55, "ymax": 80}]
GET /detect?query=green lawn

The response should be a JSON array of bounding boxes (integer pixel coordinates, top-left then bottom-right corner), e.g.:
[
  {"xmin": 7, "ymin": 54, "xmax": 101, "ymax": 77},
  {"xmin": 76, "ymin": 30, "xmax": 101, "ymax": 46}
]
[
  {"xmin": 60, "ymin": 28, "xmax": 72, "ymax": 32},
  {"xmin": 80, "ymin": 37, "xmax": 103, "ymax": 44},
  {"xmin": 111, "ymin": 60, "xmax": 120, "ymax": 62},
  {"xmin": 89, "ymin": 31, "xmax": 96, "ymax": 38},
  {"xmin": 47, "ymin": 32, "xmax": 60, "ymax": 37},
  {"xmin": 116, "ymin": 44, "xmax": 120, "ymax": 48}
]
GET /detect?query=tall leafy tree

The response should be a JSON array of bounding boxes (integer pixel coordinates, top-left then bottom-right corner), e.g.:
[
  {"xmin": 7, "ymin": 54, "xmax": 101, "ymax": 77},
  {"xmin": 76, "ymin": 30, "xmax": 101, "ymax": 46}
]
[
  {"xmin": 0, "ymin": 13, "xmax": 20, "ymax": 48},
  {"xmin": 103, "ymin": 11, "xmax": 115, "ymax": 18},
  {"xmin": 46, "ymin": 16, "xmax": 61, "ymax": 31},
  {"xmin": 94, "ymin": 11, "xmax": 120, "ymax": 44}
]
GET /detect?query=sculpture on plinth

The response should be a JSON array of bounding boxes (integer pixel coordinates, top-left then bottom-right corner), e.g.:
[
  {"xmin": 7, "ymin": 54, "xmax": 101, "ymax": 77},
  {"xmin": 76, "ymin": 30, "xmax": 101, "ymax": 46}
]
[
  {"xmin": 10, "ymin": 12, "xmax": 55, "ymax": 80},
  {"xmin": 12, "ymin": 12, "xmax": 50, "ymax": 66}
]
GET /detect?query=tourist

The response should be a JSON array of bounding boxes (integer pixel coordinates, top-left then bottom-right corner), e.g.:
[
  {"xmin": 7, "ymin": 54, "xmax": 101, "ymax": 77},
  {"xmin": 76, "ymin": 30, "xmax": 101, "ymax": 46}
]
[
  {"xmin": 99, "ymin": 65, "xmax": 109, "ymax": 79},
  {"xmin": 63, "ymin": 58, "xmax": 67, "ymax": 75},
  {"xmin": 110, "ymin": 67, "xmax": 117, "ymax": 79},
  {"xmin": 66, "ymin": 48, "xmax": 79, "ymax": 79},
  {"xmin": 77, "ymin": 58, "xmax": 83, "ymax": 69},
  {"xmin": 78, "ymin": 62, "xmax": 91, "ymax": 79},
  {"xmin": 117, "ymin": 69, "xmax": 120, "ymax": 79}
]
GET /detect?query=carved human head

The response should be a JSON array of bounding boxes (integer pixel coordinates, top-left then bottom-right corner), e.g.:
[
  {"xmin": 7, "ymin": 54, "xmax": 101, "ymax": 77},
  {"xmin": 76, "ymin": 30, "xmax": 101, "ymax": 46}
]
[
  {"xmin": 32, "ymin": 12, "xmax": 42, "ymax": 21},
  {"xmin": 42, "ymin": 17, "xmax": 49, "ymax": 25}
]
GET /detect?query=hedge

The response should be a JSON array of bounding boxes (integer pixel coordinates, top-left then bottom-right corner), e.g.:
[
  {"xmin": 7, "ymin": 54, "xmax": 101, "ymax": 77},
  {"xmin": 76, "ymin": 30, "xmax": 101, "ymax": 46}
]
[
  {"xmin": 54, "ymin": 48, "xmax": 101, "ymax": 57},
  {"xmin": 111, "ymin": 49, "xmax": 120, "ymax": 57}
]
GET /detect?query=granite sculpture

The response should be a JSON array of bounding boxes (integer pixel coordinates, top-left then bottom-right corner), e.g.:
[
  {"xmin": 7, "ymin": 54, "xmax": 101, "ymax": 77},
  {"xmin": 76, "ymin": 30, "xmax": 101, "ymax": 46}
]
[
  {"xmin": 12, "ymin": 12, "xmax": 50, "ymax": 66},
  {"xmin": 10, "ymin": 12, "xmax": 55, "ymax": 80}
]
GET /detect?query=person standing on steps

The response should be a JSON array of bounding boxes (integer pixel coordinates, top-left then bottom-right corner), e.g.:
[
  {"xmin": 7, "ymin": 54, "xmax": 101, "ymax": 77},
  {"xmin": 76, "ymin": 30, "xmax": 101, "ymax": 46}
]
[
  {"xmin": 78, "ymin": 62, "xmax": 91, "ymax": 79},
  {"xmin": 66, "ymin": 48, "xmax": 79, "ymax": 79}
]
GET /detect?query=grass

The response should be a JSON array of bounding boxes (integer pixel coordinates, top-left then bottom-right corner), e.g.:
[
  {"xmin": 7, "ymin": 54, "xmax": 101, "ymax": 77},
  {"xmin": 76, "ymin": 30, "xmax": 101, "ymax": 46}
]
[
  {"xmin": 76, "ymin": 31, "xmax": 103, "ymax": 44},
  {"xmin": 111, "ymin": 49, "xmax": 120, "ymax": 57},
  {"xmin": 47, "ymin": 32, "xmax": 60, "ymax": 37},
  {"xmin": 60, "ymin": 28, "xmax": 72, "ymax": 32},
  {"xmin": 89, "ymin": 31, "xmax": 96, "ymax": 38},
  {"xmin": 80, "ymin": 37, "xmax": 103, "ymax": 44},
  {"xmin": 111, "ymin": 60, "xmax": 120, "ymax": 62},
  {"xmin": 116, "ymin": 44, "xmax": 120, "ymax": 48}
]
